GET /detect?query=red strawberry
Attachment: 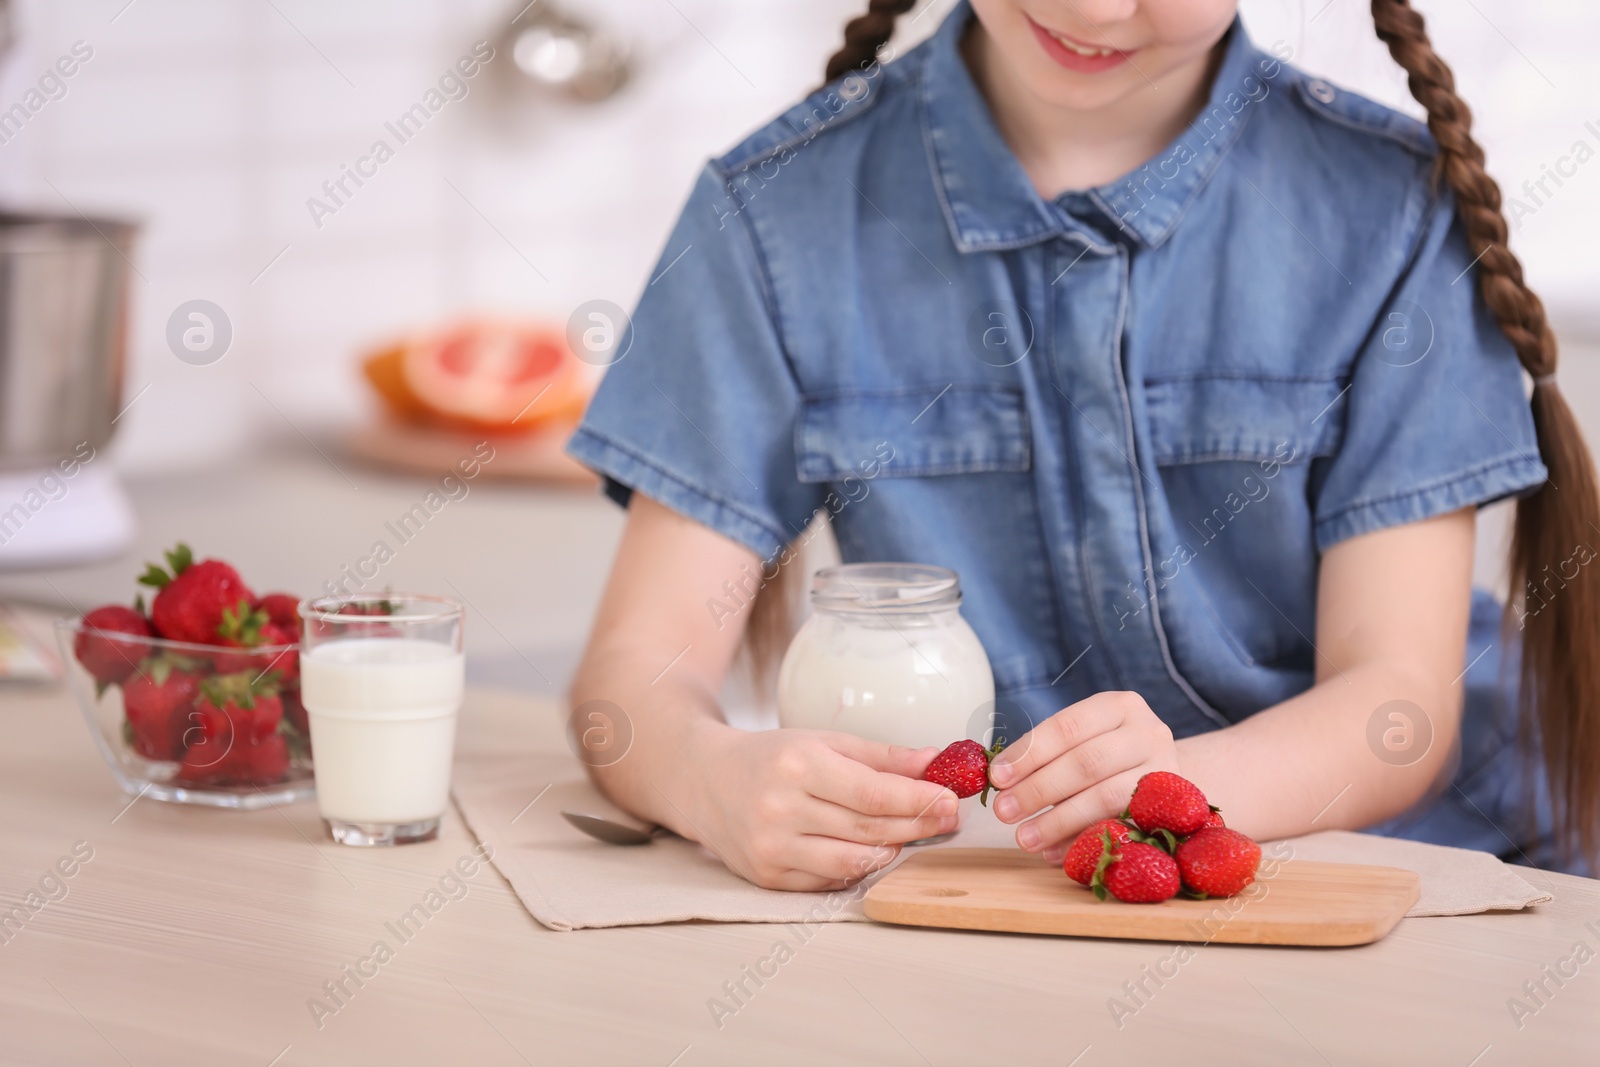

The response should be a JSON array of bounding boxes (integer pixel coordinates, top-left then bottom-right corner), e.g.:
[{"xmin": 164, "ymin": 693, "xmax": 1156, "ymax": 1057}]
[
  {"xmin": 208, "ymin": 600, "xmax": 275, "ymax": 674},
  {"xmin": 177, "ymin": 701, "xmax": 235, "ymax": 779},
  {"xmin": 196, "ymin": 671, "xmax": 283, "ymax": 744},
  {"xmin": 1096, "ymin": 840, "xmax": 1181, "ymax": 904},
  {"xmin": 255, "ymin": 593, "xmax": 301, "ymax": 630},
  {"xmin": 1204, "ymin": 809, "xmax": 1227, "ymax": 829},
  {"xmin": 1175, "ymin": 827, "xmax": 1261, "ymax": 898},
  {"xmin": 139, "ymin": 544, "xmax": 255, "ymax": 645},
  {"xmin": 180, "ymin": 730, "xmax": 290, "ymax": 787},
  {"xmin": 178, "ymin": 673, "xmax": 287, "ymax": 785},
  {"xmin": 1127, "ymin": 771, "xmax": 1214, "ymax": 837},
  {"xmin": 122, "ymin": 658, "xmax": 202, "ymax": 760},
  {"xmin": 281, "ymin": 688, "xmax": 310, "ymax": 741},
  {"xmin": 75, "ymin": 604, "xmax": 154, "ymax": 685},
  {"xmin": 924, "ymin": 738, "xmax": 1006, "ymax": 804},
  {"xmin": 1063, "ymin": 819, "xmax": 1133, "ymax": 885},
  {"xmin": 281, "ymin": 688, "xmax": 307, "ymax": 732},
  {"xmin": 207, "ymin": 612, "xmax": 299, "ymax": 684},
  {"xmin": 258, "ymin": 621, "xmax": 300, "ymax": 685},
  {"xmin": 232, "ymin": 732, "xmax": 290, "ymax": 784},
  {"xmin": 241, "ymin": 691, "xmax": 283, "ymax": 741}
]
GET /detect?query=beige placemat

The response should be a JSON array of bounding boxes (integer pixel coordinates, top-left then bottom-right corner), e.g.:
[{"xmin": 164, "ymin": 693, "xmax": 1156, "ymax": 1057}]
[
  {"xmin": 452, "ymin": 753, "xmax": 1552, "ymax": 931},
  {"xmin": 1270, "ymin": 828, "xmax": 1554, "ymax": 916}
]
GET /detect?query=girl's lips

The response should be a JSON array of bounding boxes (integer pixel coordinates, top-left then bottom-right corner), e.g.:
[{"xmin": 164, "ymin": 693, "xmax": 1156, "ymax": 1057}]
[{"xmin": 1025, "ymin": 15, "xmax": 1135, "ymax": 74}]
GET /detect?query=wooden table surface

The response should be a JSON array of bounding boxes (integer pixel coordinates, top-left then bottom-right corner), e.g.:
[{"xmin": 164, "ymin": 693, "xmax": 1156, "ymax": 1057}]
[{"xmin": 3, "ymin": 683, "xmax": 1598, "ymax": 1067}]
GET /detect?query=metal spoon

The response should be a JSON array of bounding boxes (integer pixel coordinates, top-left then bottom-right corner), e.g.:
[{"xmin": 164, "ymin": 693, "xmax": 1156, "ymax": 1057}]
[
  {"xmin": 561, "ymin": 810, "xmax": 662, "ymax": 845},
  {"xmin": 562, "ymin": 809, "xmax": 957, "ymax": 850}
]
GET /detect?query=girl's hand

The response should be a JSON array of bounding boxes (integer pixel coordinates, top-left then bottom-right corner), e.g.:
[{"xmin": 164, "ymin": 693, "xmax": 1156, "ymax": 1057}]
[
  {"xmin": 678, "ymin": 723, "xmax": 961, "ymax": 892},
  {"xmin": 985, "ymin": 691, "xmax": 1180, "ymax": 861}
]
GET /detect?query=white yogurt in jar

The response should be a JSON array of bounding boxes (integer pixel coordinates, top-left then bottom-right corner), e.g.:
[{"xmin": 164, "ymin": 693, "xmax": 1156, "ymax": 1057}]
[
  {"xmin": 300, "ymin": 637, "xmax": 463, "ymax": 825},
  {"xmin": 776, "ymin": 564, "xmax": 995, "ymax": 750}
]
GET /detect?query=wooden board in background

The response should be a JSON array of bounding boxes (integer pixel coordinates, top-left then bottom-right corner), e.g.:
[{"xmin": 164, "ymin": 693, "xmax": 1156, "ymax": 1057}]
[
  {"xmin": 345, "ymin": 420, "xmax": 597, "ymax": 486},
  {"xmin": 864, "ymin": 848, "xmax": 1419, "ymax": 946}
]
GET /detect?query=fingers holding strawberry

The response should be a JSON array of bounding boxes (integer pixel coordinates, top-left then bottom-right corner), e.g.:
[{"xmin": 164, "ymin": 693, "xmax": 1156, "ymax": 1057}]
[
  {"xmin": 985, "ymin": 691, "xmax": 1179, "ymax": 855},
  {"xmin": 680, "ymin": 725, "xmax": 960, "ymax": 891}
]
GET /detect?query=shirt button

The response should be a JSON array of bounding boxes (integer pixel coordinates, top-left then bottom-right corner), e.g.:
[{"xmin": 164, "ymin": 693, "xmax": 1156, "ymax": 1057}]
[{"xmin": 1307, "ymin": 79, "xmax": 1336, "ymax": 104}]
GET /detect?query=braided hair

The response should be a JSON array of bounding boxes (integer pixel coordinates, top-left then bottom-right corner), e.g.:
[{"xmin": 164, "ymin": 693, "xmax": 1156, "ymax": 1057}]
[
  {"xmin": 1371, "ymin": 0, "xmax": 1600, "ymax": 865},
  {"xmin": 824, "ymin": 0, "xmax": 916, "ymax": 82}
]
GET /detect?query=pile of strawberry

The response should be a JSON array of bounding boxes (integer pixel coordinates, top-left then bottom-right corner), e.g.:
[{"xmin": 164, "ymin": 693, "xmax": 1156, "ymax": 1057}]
[
  {"xmin": 71, "ymin": 544, "xmax": 308, "ymax": 787},
  {"xmin": 1063, "ymin": 771, "xmax": 1261, "ymax": 904}
]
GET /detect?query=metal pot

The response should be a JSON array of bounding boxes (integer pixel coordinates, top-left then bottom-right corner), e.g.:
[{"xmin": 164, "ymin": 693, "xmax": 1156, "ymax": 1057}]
[{"xmin": 0, "ymin": 210, "xmax": 137, "ymax": 470}]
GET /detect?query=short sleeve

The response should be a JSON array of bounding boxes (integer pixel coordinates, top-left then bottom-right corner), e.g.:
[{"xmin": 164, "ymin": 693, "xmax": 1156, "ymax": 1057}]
[
  {"xmin": 565, "ymin": 164, "xmax": 823, "ymax": 560},
  {"xmin": 1312, "ymin": 193, "xmax": 1547, "ymax": 551}
]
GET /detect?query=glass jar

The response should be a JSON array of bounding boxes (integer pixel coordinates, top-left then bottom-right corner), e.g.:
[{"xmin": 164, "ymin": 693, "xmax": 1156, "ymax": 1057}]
[{"xmin": 776, "ymin": 563, "xmax": 995, "ymax": 750}]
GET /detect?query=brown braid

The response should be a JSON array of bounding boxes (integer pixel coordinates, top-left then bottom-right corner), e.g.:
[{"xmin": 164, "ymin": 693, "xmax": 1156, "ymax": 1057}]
[
  {"xmin": 824, "ymin": 0, "xmax": 915, "ymax": 83},
  {"xmin": 1372, "ymin": 0, "xmax": 1600, "ymax": 865}
]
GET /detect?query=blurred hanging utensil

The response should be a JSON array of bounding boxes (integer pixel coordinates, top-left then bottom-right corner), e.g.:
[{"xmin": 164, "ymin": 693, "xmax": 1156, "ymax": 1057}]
[{"xmin": 497, "ymin": 1, "xmax": 629, "ymax": 102}]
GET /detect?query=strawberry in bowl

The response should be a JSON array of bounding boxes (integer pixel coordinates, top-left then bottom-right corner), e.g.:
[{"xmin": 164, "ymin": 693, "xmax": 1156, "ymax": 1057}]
[
  {"xmin": 54, "ymin": 543, "xmax": 313, "ymax": 809},
  {"xmin": 72, "ymin": 603, "xmax": 155, "ymax": 686}
]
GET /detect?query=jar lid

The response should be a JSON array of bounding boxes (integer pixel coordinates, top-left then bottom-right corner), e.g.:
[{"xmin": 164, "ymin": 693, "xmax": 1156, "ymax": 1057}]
[{"xmin": 809, "ymin": 562, "xmax": 961, "ymax": 614}]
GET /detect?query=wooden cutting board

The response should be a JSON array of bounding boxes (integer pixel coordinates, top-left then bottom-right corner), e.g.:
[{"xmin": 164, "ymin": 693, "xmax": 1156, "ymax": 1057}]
[
  {"xmin": 345, "ymin": 421, "xmax": 597, "ymax": 486},
  {"xmin": 863, "ymin": 849, "xmax": 1419, "ymax": 946}
]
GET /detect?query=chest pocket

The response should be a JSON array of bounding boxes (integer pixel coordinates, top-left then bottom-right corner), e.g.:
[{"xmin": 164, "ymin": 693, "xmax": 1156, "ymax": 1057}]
[
  {"xmin": 795, "ymin": 384, "xmax": 1031, "ymax": 481},
  {"xmin": 1143, "ymin": 376, "xmax": 1346, "ymax": 466},
  {"xmin": 1141, "ymin": 374, "xmax": 1346, "ymax": 672}
]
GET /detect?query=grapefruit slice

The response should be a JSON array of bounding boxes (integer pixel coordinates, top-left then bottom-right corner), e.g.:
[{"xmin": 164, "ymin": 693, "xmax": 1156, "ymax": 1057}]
[{"xmin": 391, "ymin": 320, "xmax": 589, "ymax": 432}]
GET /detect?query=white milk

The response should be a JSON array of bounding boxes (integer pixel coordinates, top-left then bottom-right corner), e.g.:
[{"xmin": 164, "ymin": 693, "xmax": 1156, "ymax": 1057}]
[
  {"xmin": 301, "ymin": 638, "xmax": 464, "ymax": 824},
  {"xmin": 776, "ymin": 611, "xmax": 994, "ymax": 750}
]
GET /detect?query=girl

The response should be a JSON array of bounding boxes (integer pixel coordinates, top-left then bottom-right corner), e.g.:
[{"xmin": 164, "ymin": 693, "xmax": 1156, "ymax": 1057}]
[{"xmin": 565, "ymin": 0, "xmax": 1599, "ymax": 890}]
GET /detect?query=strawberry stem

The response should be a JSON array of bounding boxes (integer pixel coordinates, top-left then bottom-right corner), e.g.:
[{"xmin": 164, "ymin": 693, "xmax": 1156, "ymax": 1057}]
[
  {"xmin": 217, "ymin": 599, "xmax": 269, "ymax": 645},
  {"xmin": 1088, "ymin": 829, "xmax": 1120, "ymax": 902},
  {"xmin": 978, "ymin": 736, "xmax": 1008, "ymax": 807},
  {"xmin": 137, "ymin": 563, "xmax": 171, "ymax": 590}
]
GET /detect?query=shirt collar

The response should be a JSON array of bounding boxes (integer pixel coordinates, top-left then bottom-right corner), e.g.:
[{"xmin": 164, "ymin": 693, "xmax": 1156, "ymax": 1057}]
[{"xmin": 920, "ymin": 3, "xmax": 1277, "ymax": 252}]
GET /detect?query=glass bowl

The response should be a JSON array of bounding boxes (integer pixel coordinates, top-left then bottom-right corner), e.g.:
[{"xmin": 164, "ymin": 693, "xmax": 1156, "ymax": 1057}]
[{"xmin": 54, "ymin": 620, "xmax": 315, "ymax": 808}]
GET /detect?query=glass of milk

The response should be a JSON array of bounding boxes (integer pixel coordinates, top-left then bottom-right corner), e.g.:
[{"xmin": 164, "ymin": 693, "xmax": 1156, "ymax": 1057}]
[
  {"xmin": 299, "ymin": 594, "xmax": 464, "ymax": 846},
  {"xmin": 776, "ymin": 564, "xmax": 995, "ymax": 751}
]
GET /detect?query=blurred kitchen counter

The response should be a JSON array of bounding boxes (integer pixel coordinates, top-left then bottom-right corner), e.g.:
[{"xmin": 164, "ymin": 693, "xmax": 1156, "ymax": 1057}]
[{"xmin": 0, "ymin": 435, "xmax": 626, "ymax": 695}]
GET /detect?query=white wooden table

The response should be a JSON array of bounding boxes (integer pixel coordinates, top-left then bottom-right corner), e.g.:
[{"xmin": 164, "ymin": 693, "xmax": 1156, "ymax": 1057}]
[{"xmin": 3, "ymin": 684, "xmax": 1597, "ymax": 1066}]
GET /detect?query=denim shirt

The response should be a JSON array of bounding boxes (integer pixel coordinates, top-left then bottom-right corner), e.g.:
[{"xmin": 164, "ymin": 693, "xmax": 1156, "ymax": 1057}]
[{"xmin": 567, "ymin": 4, "xmax": 1544, "ymax": 748}]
